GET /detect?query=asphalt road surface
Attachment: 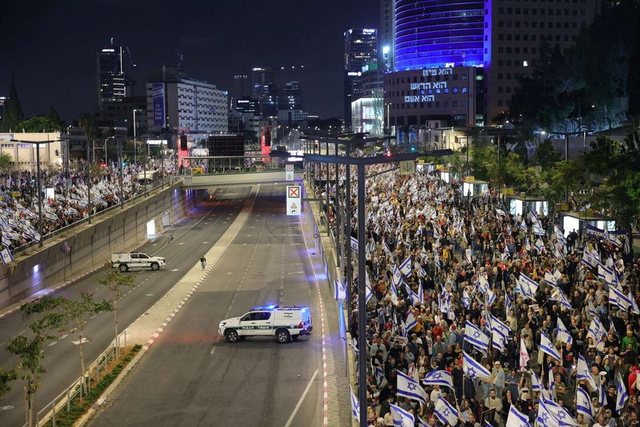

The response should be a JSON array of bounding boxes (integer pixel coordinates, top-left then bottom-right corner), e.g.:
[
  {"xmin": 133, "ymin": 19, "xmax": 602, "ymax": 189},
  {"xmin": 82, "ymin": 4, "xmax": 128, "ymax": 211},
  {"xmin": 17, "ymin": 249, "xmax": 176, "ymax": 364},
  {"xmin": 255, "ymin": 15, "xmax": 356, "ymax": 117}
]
[
  {"xmin": 90, "ymin": 184, "xmax": 325, "ymax": 427},
  {"xmin": 0, "ymin": 187, "xmax": 247, "ymax": 427}
]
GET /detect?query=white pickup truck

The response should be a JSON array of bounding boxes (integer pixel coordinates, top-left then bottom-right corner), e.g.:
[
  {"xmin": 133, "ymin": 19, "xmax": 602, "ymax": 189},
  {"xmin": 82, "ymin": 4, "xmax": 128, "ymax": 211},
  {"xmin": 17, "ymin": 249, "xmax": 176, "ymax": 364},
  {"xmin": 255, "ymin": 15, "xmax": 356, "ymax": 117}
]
[{"xmin": 111, "ymin": 253, "xmax": 166, "ymax": 272}]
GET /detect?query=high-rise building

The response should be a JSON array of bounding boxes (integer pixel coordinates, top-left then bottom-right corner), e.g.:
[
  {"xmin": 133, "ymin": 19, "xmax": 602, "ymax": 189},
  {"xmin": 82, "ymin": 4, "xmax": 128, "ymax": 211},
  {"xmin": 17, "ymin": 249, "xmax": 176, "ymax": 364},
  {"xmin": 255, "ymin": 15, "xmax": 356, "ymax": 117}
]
[
  {"xmin": 279, "ymin": 81, "xmax": 304, "ymax": 111},
  {"xmin": 97, "ymin": 43, "xmax": 126, "ymax": 109},
  {"xmin": 486, "ymin": 0, "xmax": 602, "ymax": 121},
  {"xmin": 231, "ymin": 74, "xmax": 250, "ymax": 108},
  {"xmin": 251, "ymin": 67, "xmax": 274, "ymax": 99},
  {"xmin": 0, "ymin": 97, "xmax": 6, "ymax": 124},
  {"xmin": 146, "ymin": 75, "xmax": 228, "ymax": 138},
  {"xmin": 344, "ymin": 28, "xmax": 378, "ymax": 129},
  {"xmin": 379, "ymin": 0, "xmax": 395, "ymax": 71},
  {"xmin": 384, "ymin": 0, "xmax": 602, "ymax": 126}
]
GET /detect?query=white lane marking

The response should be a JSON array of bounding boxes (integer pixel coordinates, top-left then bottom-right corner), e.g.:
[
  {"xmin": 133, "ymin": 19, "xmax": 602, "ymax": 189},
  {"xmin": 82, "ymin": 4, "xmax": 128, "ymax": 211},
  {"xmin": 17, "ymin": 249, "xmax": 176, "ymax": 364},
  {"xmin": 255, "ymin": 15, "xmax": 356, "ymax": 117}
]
[
  {"xmin": 210, "ymin": 347, "xmax": 216, "ymax": 355},
  {"xmin": 284, "ymin": 369, "xmax": 319, "ymax": 427},
  {"xmin": 170, "ymin": 268, "xmax": 179, "ymax": 272},
  {"xmin": 178, "ymin": 242, "xmax": 185, "ymax": 245},
  {"xmin": 48, "ymin": 341, "xmax": 57, "ymax": 347},
  {"xmin": 71, "ymin": 338, "xmax": 90, "ymax": 345},
  {"xmin": 202, "ymin": 241, "xmax": 209, "ymax": 244}
]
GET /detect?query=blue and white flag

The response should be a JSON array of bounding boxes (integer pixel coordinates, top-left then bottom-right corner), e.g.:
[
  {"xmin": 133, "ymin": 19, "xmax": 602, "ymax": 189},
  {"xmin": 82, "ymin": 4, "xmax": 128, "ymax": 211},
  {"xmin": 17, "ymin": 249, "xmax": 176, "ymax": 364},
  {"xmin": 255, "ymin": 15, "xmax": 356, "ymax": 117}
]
[
  {"xmin": 555, "ymin": 225, "xmax": 567, "ymax": 245},
  {"xmin": 397, "ymin": 370, "xmax": 428, "ymax": 404},
  {"xmin": 609, "ymin": 284, "xmax": 631, "ymax": 311},
  {"xmin": 544, "ymin": 271, "xmax": 558, "ymax": 289},
  {"xmin": 417, "ymin": 415, "xmax": 432, "ymax": 427},
  {"xmin": 577, "ymin": 354, "xmax": 597, "ymax": 390},
  {"xmin": 540, "ymin": 399, "xmax": 579, "ymax": 426},
  {"xmin": 555, "ymin": 317, "xmax": 573, "ymax": 345},
  {"xmin": 423, "ymin": 370, "xmax": 454, "ymax": 390},
  {"xmin": 534, "ymin": 237, "xmax": 546, "ymax": 252},
  {"xmin": 630, "ymin": 293, "xmax": 640, "ymax": 315},
  {"xmin": 533, "ymin": 223, "xmax": 546, "ymax": 237},
  {"xmin": 587, "ymin": 317, "xmax": 606, "ymax": 343},
  {"xmin": 418, "ymin": 281, "xmax": 424, "ymax": 304},
  {"xmin": 490, "ymin": 314, "xmax": 512, "ymax": 340},
  {"xmin": 506, "ymin": 405, "xmax": 531, "ymax": 427},
  {"xmin": 586, "ymin": 300, "xmax": 598, "ymax": 319},
  {"xmin": 492, "ymin": 329, "xmax": 506, "ymax": 352},
  {"xmin": 598, "ymin": 384, "xmax": 607, "ymax": 407},
  {"xmin": 581, "ymin": 250, "xmax": 598, "ymax": 270},
  {"xmin": 0, "ymin": 248, "xmax": 13, "ymax": 265},
  {"xmin": 530, "ymin": 370, "xmax": 541, "ymax": 392},
  {"xmin": 462, "ymin": 289, "xmax": 472, "ymax": 310},
  {"xmin": 399, "ymin": 255, "xmax": 412, "ymax": 276},
  {"xmin": 576, "ymin": 386, "xmax": 594, "ymax": 420},
  {"xmin": 463, "ymin": 351, "xmax": 491, "ymax": 381},
  {"xmin": 464, "ymin": 321, "xmax": 490, "ymax": 353},
  {"xmin": 350, "ymin": 386, "xmax": 360, "ymax": 422},
  {"xmin": 383, "ymin": 239, "xmax": 393, "ymax": 256},
  {"xmin": 598, "ymin": 263, "xmax": 614, "ymax": 284},
  {"xmin": 375, "ymin": 366, "xmax": 387, "ymax": 387},
  {"xmin": 434, "ymin": 396, "xmax": 459, "ymax": 426},
  {"xmin": 390, "ymin": 403, "xmax": 415, "ymax": 427},
  {"xmin": 616, "ymin": 374, "xmax": 629, "ymax": 412},
  {"xmin": 539, "ymin": 333, "xmax": 561, "ymax": 361},
  {"xmin": 393, "ymin": 264, "xmax": 403, "ymax": 288},
  {"xmin": 485, "ymin": 289, "xmax": 497, "ymax": 307},
  {"xmin": 520, "ymin": 273, "xmax": 539, "ymax": 296},
  {"xmin": 550, "ymin": 288, "xmax": 573, "ymax": 311},
  {"xmin": 405, "ymin": 312, "xmax": 418, "ymax": 332},
  {"xmin": 505, "ymin": 291, "xmax": 514, "ymax": 317}
]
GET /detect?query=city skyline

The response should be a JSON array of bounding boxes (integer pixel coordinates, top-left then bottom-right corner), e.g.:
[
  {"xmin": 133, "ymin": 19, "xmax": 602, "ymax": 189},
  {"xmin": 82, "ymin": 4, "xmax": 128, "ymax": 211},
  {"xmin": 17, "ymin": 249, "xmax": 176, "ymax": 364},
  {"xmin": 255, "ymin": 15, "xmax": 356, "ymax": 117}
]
[{"xmin": 0, "ymin": 0, "xmax": 376, "ymax": 123}]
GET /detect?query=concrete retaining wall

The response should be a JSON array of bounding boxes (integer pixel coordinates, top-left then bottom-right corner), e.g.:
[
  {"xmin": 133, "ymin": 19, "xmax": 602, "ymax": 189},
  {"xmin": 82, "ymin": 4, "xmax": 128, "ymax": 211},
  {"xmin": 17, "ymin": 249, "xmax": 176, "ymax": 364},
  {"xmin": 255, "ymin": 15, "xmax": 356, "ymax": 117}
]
[{"xmin": 0, "ymin": 183, "xmax": 188, "ymax": 309}]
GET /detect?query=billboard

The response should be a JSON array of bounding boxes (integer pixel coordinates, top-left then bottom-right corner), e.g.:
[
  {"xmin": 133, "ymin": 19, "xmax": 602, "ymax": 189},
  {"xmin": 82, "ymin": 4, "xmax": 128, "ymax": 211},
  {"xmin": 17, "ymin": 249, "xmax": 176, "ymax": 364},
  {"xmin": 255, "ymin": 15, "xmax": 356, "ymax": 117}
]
[{"xmin": 152, "ymin": 83, "xmax": 166, "ymax": 128}]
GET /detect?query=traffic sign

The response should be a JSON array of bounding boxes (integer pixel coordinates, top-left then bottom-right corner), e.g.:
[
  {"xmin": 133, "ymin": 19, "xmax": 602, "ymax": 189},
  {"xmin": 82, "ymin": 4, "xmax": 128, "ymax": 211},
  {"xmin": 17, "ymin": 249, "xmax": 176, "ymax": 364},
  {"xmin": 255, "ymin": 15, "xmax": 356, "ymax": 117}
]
[
  {"xmin": 286, "ymin": 185, "xmax": 301, "ymax": 216},
  {"xmin": 285, "ymin": 164, "xmax": 294, "ymax": 181}
]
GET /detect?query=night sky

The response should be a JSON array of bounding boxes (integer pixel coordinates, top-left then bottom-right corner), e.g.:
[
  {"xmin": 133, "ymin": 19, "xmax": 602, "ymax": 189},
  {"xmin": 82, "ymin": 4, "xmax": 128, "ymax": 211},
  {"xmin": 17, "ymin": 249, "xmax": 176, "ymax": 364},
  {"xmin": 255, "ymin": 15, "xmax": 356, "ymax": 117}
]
[{"xmin": 1, "ymin": 0, "xmax": 378, "ymax": 123}]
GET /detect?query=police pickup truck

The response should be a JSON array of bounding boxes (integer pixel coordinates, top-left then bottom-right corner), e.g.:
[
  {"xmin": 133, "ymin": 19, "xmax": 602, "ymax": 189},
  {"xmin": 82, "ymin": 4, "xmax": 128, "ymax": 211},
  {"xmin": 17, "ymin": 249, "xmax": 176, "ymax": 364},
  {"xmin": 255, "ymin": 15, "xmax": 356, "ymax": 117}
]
[
  {"xmin": 111, "ymin": 252, "xmax": 166, "ymax": 272},
  {"xmin": 218, "ymin": 305, "xmax": 313, "ymax": 343}
]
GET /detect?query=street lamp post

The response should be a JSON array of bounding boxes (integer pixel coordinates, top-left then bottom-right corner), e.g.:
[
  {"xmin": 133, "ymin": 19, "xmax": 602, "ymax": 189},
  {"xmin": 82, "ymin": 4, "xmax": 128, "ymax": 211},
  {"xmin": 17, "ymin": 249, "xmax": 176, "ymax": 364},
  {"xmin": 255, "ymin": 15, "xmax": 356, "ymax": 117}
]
[
  {"xmin": 11, "ymin": 138, "xmax": 61, "ymax": 248},
  {"xmin": 118, "ymin": 138, "xmax": 124, "ymax": 209},
  {"xmin": 132, "ymin": 109, "xmax": 142, "ymax": 165}
]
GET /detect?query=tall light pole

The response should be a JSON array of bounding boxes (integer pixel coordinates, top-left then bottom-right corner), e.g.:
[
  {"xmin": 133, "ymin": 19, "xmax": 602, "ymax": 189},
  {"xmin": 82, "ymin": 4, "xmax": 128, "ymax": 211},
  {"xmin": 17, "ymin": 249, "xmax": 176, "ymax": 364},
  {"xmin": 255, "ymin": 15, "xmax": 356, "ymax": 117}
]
[
  {"xmin": 133, "ymin": 108, "xmax": 142, "ymax": 164},
  {"xmin": 11, "ymin": 137, "xmax": 61, "ymax": 248}
]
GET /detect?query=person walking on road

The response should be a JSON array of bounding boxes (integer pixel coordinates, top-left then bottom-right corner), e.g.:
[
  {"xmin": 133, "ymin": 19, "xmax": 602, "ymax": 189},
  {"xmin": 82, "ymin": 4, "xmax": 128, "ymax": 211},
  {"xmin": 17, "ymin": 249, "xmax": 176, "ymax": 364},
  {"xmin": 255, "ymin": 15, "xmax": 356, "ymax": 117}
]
[{"xmin": 200, "ymin": 256, "xmax": 206, "ymax": 270}]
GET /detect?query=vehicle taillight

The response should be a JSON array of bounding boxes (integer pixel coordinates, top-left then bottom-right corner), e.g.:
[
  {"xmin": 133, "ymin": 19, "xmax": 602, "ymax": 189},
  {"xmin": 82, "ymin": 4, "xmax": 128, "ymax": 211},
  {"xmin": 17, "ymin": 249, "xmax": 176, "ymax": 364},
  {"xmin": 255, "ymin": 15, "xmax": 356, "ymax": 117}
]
[{"xmin": 297, "ymin": 322, "xmax": 304, "ymax": 328}]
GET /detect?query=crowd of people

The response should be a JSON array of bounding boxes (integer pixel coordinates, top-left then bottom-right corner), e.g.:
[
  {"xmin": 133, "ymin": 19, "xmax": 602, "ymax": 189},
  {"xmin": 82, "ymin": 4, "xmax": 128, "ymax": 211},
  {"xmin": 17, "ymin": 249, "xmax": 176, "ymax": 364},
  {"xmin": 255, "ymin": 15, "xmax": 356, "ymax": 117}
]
[
  {"xmin": 340, "ymin": 167, "xmax": 639, "ymax": 426},
  {"xmin": 0, "ymin": 161, "xmax": 172, "ymax": 253}
]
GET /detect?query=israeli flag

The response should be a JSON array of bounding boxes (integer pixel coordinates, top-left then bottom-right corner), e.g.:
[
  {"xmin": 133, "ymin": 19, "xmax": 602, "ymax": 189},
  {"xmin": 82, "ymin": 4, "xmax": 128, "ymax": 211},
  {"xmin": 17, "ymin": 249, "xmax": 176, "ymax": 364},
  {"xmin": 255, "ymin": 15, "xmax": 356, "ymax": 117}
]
[
  {"xmin": 383, "ymin": 239, "xmax": 393, "ymax": 256},
  {"xmin": 389, "ymin": 281, "xmax": 399, "ymax": 305},
  {"xmin": 540, "ymin": 399, "xmax": 579, "ymax": 426},
  {"xmin": 505, "ymin": 291, "xmax": 513, "ymax": 316},
  {"xmin": 533, "ymin": 223, "xmax": 546, "ymax": 236},
  {"xmin": 576, "ymin": 386, "xmax": 594, "ymax": 419},
  {"xmin": 350, "ymin": 386, "xmax": 359, "ymax": 422},
  {"xmin": 434, "ymin": 396, "xmax": 459, "ymax": 426},
  {"xmin": 609, "ymin": 284, "xmax": 631, "ymax": 310},
  {"xmin": 365, "ymin": 283, "xmax": 375, "ymax": 304},
  {"xmin": 550, "ymin": 288, "xmax": 573, "ymax": 310},
  {"xmin": 463, "ymin": 351, "xmax": 491, "ymax": 381},
  {"xmin": 462, "ymin": 289, "xmax": 472, "ymax": 309},
  {"xmin": 417, "ymin": 415, "xmax": 432, "ymax": 427},
  {"xmin": 539, "ymin": 333, "xmax": 561, "ymax": 361},
  {"xmin": 399, "ymin": 255, "xmax": 412, "ymax": 276},
  {"xmin": 464, "ymin": 321, "xmax": 490, "ymax": 353},
  {"xmin": 393, "ymin": 265, "xmax": 403, "ymax": 288},
  {"xmin": 350, "ymin": 236, "xmax": 358, "ymax": 252},
  {"xmin": 530, "ymin": 370, "xmax": 541, "ymax": 392},
  {"xmin": 581, "ymin": 251, "xmax": 598, "ymax": 270},
  {"xmin": 616, "ymin": 374, "xmax": 629, "ymax": 412},
  {"xmin": 0, "ymin": 248, "xmax": 13, "ymax": 265},
  {"xmin": 630, "ymin": 293, "xmax": 640, "ymax": 315},
  {"xmin": 405, "ymin": 312, "xmax": 418, "ymax": 332},
  {"xmin": 397, "ymin": 370, "xmax": 428, "ymax": 404},
  {"xmin": 555, "ymin": 317, "xmax": 573, "ymax": 345},
  {"xmin": 375, "ymin": 366, "xmax": 387, "ymax": 387},
  {"xmin": 423, "ymin": 370, "xmax": 454, "ymax": 390},
  {"xmin": 586, "ymin": 300, "xmax": 598, "ymax": 319},
  {"xmin": 577, "ymin": 355, "xmax": 597, "ymax": 390},
  {"xmin": 390, "ymin": 403, "xmax": 415, "ymax": 427},
  {"xmin": 534, "ymin": 238, "xmax": 546, "ymax": 252},
  {"xmin": 598, "ymin": 263, "xmax": 614, "ymax": 284},
  {"xmin": 555, "ymin": 225, "xmax": 567, "ymax": 245},
  {"xmin": 519, "ymin": 219, "xmax": 528, "ymax": 231},
  {"xmin": 506, "ymin": 405, "xmax": 531, "ymax": 427},
  {"xmin": 587, "ymin": 318, "xmax": 606, "ymax": 343},
  {"xmin": 490, "ymin": 314, "xmax": 512, "ymax": 340},
  {"xmin": 485, "ymin": 289, "xmax": 497, "ymax": 307},
  {"xmin": 520, "ymin": 273, "xmax": 539, "ymax": 296},
  {"xmin": 544, "ymin": 271, "xmax": 558, "ymax": 288},
  {"xmin": 492, "ymin": 329, "xmax": 506, "ymax": 352},
  {"xmin": 598, "ymin": 384, "xmax": 607, "ymax": 407}
]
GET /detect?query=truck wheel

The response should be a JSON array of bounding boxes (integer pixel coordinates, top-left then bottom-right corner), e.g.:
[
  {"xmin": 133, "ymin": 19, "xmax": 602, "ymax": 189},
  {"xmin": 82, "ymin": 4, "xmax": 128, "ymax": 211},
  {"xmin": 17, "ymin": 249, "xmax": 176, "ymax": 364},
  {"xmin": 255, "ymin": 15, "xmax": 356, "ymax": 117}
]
[
  {"xmin": 150, "ymin": 262, "xmax": 159, "ymax": 271},
  {"xmin": 225, "ymin": 329, "xmax": 239, "ymax": 343},
  {"xmin": 119, "ymin": 264, "xmax": 128, "ymax": 272},
  {"xmin": 276, "ymin": 329, "xmax": 291, "ymax": 344}
]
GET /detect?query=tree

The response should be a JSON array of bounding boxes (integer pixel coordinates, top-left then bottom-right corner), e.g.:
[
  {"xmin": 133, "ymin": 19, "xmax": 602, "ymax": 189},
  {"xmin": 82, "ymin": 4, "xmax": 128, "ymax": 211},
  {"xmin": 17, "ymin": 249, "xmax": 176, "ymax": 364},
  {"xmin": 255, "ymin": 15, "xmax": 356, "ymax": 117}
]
[
  {"xmin": 16, "ymin": 116, "xmax": 62, "ymax": 132},
  {"xmin": 0, "ymin": 152, "xmax": 13, "ymax": 175},
  {"xmin": 6, "ymin": 297, "xmax": 66, "ymax": 427},
  {"xmin": 97, "ymin": 271, "xmax": 135, "ymax": 358},
  {"xmin": 46, "ymin": 106, "xmax": 64, "ymax": 130},
  {"xmin": 1, "ymin": 75, "xmax": 24, "ymax": 132},
  {"xmin": 56, "ymin": 292, "xmax": 111, "ymax": 396},
  {"xmin": 535, "ymin": 139, "xmax": 562, "ymax": 169},
  {"xmin": 0, "ymin": 367, "xmax": 16, "ymax": 400}
]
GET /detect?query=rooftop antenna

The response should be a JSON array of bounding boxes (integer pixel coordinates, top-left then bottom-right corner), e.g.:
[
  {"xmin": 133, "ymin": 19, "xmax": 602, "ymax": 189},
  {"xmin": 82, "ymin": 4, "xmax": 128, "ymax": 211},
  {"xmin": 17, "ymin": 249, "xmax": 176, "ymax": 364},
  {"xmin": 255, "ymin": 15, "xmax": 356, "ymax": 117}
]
[{"xmin": 110, "ymin": 37, "xmax": 114, "ymax": 46}]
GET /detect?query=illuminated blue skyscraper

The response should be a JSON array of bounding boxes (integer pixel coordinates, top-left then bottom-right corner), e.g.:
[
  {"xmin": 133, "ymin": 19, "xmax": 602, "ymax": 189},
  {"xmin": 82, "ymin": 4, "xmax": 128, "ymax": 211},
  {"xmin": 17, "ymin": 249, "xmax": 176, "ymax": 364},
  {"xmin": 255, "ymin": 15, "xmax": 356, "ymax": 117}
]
[{"xmin": 394, "ymin": 0, "xmax": 488, "ymax": 71}]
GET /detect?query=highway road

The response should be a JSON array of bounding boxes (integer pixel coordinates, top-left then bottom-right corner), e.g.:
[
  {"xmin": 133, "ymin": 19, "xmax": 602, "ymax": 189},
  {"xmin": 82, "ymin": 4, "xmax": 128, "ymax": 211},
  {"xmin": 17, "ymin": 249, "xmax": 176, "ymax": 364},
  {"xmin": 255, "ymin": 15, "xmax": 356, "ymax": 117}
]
[
  {"xmin": 89, "ymin": 184, "xmax": 327, "ymax": 427},
  {"xmin": 0, "ymin": 187, "xmax": 247, "ymax": 427}
]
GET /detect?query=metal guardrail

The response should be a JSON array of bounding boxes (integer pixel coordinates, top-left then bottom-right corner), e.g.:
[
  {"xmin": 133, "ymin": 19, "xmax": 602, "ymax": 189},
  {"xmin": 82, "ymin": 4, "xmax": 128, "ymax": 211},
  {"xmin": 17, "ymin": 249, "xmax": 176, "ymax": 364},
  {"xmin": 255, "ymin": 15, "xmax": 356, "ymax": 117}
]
[
  {"xmin": 28, "ymin": 332, "xmax": 128, "ymax": 427},
  {"xmin": 13, "ymin": 177, "xmax": 176, "ymax": 255}
]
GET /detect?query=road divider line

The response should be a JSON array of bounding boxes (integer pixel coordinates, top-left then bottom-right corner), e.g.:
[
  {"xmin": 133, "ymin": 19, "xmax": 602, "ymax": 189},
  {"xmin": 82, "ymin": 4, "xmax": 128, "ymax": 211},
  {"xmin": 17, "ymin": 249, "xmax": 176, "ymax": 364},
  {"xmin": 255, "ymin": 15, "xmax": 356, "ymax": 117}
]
[{"xmin": 284, "ymin": 369, "xmax": 318, "ymax": 427}]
